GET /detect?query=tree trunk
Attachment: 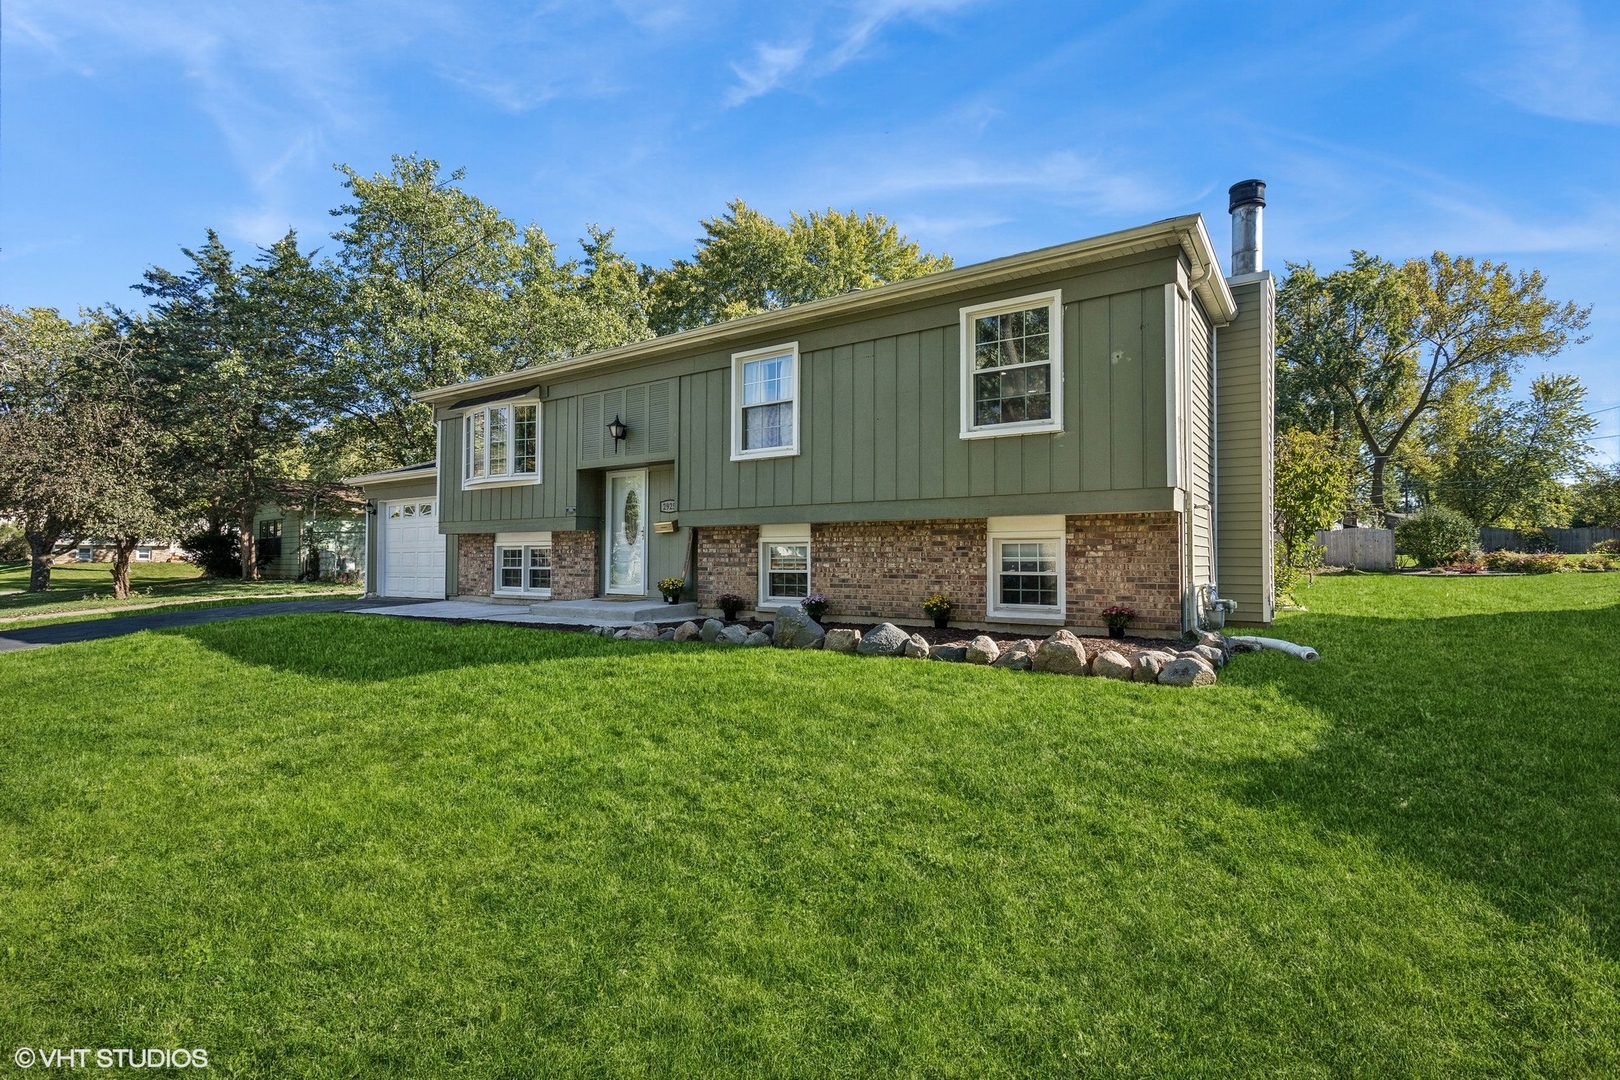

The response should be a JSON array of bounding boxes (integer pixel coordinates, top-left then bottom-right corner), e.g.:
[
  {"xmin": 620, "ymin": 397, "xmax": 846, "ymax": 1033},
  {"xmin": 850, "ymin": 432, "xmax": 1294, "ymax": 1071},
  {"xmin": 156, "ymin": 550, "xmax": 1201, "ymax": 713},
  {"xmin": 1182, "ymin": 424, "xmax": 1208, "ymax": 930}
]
[
  {"xmin": 111, "ymin": 537, "xmax": 139, "ymax": 600},
  {"xmin": 25, "ymin": 532, "xmax": 55, "ymax": 593},
  {"xmin": 239, "ymin": 510, "xmax": 259, "ymax": 581},
  {"xmin": 1368, "ymin": 454, "xmax": 1390, "ymax": 514}
]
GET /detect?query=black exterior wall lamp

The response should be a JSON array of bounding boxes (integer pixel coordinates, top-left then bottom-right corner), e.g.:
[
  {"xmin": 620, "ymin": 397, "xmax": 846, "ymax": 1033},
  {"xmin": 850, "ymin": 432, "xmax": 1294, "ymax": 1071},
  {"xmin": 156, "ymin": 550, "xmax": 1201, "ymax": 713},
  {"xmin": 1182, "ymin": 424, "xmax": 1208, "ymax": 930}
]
[{"xmin": 607, "ymin": 414, "xmax": 628, "ymax": 453}]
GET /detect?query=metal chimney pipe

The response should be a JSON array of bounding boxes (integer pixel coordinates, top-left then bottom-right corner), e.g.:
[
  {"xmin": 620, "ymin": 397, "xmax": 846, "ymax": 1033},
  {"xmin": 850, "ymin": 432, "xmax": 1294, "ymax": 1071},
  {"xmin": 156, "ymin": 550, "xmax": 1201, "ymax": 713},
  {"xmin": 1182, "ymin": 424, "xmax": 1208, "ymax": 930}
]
[{"xmin": 1228, "ymin": 179, "xmax": 1265, "ymax": 276}]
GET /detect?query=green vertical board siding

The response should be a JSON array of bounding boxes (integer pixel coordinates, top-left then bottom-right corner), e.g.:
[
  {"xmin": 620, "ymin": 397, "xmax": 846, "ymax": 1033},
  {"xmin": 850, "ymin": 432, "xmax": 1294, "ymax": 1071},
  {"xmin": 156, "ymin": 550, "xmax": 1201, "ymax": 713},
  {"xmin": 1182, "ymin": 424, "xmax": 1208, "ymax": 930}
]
[
  {"xmin": 1079, "ymin": 296, "xmax": 1112, "ymax": 490},
  {"xmin": 873, "ymin": 337, "xmax": 897, "ymax": 503},
  {"xmin": 917, "ymin": 331, "xmax": 944, "ymax": 500},
  {"xmin": 895, "ymin": 333, "xmax": 921, "ymax": 501},
  {"xmin": 1141, "ymin": 286, "xmax": 1168, "ymax": 491},
  {"xmin": 1217, "ymin": 276, "xmax": 1276, "ymax": 625},
  {"xmin": 1110, "ymin": 290, "xmax": 1144, "ymax": 490},
  {"xmin": 647, "ymin": 465, "xmax": 684, "ymax": 588}
]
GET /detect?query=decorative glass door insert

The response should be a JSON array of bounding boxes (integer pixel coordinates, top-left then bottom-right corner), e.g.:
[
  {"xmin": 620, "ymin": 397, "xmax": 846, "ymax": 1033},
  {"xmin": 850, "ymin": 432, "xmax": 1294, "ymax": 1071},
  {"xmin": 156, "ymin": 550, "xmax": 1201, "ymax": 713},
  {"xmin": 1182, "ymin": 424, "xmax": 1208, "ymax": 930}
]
[{"xmin": 606, "ymin": 470, "xmax": 647, "ymax": 594}]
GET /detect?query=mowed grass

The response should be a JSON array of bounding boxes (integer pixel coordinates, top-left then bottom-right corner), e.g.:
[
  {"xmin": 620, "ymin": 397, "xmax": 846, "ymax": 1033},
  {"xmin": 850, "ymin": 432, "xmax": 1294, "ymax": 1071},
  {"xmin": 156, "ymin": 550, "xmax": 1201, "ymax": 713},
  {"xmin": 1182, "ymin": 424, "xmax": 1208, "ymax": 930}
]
[
  {"xmin": 0, "ymin": 560, "xmax": 356, "ymax": 620},
  {"xmin": 0, "ymin": 576, "xmax": 1616, "ymax": 1077}
]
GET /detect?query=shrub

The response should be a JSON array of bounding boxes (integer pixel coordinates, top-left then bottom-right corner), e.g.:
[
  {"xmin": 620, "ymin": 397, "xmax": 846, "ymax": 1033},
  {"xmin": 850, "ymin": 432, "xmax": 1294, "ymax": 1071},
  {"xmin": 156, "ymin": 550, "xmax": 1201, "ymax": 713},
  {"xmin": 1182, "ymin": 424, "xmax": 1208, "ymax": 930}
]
[
  {"xmin": 0, "ymin": 523, "xmax": 29, "ymax": 561},
  {"xmin": 1396, "ymin": 507, "xmax": 1476, "ymax": 568},
  {"xmin": 180, "ymin": 525, "xmax": 242, "ymax": 578},
  {"xmin": 1591, "ymin": 538, "xmax": 1620, "ymax": 556},
  {"xmin": 1518, "ymin": 527, "xmax": 1558, "ymax": 554},
  {"xmin": 1482, "ymin": 550, "xmax": 1566, "ymax": 574},
  {"xmin": 716, "ymin": 593, "xmax": 745, "ymax": 620}
]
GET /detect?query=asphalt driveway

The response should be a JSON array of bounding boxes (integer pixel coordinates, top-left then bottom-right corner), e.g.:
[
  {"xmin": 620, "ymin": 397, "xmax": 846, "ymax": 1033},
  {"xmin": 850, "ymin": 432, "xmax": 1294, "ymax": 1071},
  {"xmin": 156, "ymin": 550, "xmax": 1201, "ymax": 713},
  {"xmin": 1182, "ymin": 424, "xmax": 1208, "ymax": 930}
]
[{"xmin": 0, "ymin": 597, "xmax": 430, "ymax": 653}]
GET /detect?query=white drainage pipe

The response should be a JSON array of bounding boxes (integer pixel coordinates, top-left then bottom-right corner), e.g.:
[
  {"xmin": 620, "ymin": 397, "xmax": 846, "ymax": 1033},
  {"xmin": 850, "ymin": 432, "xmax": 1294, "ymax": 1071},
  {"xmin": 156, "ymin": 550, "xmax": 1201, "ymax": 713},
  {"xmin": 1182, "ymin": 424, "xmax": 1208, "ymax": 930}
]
[{"xmin": 1229, "ymin": 636, "xmax": 1320, "ymax": 663}]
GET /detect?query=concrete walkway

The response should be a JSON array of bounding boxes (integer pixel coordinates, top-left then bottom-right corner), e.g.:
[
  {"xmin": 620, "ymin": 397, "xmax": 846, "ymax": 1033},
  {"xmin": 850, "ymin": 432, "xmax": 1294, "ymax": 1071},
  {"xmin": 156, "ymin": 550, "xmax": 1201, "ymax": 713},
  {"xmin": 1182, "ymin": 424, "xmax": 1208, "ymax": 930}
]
[
  {"xmin": 0, "ymin": 597, "xmax": 428, "ymax": 653},
  {"xmin": 351, "ymin": 597, "xmax": 700, "ymax": 629}
]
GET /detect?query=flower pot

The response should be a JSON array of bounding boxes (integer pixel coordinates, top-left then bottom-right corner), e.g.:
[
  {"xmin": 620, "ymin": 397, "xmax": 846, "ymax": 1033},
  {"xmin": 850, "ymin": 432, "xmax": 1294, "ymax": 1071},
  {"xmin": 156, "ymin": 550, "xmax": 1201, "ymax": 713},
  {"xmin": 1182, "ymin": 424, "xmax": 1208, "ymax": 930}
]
[
  {"xmin": 932, "ymin": 615, "xmax": 950, "ymax": 629},
  {"xmin": 661, "ymin": 594, "xmax": 679, "ymax": 604},
  {"xmin": 1108, "ymin": 625, "xmax": 1126, "ymax": 639}
]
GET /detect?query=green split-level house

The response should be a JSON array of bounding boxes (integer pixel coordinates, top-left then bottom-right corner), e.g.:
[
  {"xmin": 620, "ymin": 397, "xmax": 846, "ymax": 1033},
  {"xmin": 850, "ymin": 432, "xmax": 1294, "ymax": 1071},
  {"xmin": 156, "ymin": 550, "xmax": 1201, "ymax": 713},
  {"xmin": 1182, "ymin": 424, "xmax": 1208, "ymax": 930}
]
[{"xmin": 347, "ymin": 182, "xmax": 1276, "ymax": 636}]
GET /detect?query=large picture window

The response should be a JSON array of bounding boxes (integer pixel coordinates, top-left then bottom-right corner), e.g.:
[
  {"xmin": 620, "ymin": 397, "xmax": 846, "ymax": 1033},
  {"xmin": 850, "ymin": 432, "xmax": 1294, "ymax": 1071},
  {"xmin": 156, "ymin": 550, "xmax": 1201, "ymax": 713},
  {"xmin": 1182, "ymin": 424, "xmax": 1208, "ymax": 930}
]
[
  {"xmin": 731, "ymin": 343, "xmax": 800, "ymax": 461},
  {"xmin": 494, "ymin": 533, "xmax": 552, "ymax": 596},
  {"xmin": 960, "ymin": 292, "xmax": 1063, "ymax": 439},
  {"xmin": 985, "ymin": 515, "xmax": 1066, "ymax": 622},
  {"xmin": 758, "ymin": 524, "xmax": 811, "ymax": 606},
  {"xmin": 465, "ymin": 401, "xmax": 540, "ymax": 485}
]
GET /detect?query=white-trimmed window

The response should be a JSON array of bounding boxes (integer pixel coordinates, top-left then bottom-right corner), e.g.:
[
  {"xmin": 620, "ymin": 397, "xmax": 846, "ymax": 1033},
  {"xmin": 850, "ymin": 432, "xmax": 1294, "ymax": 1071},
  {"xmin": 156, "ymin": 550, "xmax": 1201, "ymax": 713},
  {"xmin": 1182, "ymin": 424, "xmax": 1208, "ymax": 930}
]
[
  {"xmin": 731, "ymin": 343, "xmax": 800, "ymax": 460},
  {"xmin": 464, "ymin": 401, "xmax": 540, "ymax": 485},
  {"xmin": 986, "ymin": 515, "xmax": 1066, "ymax": 622},
  {"xmin": 960, "ymin": 291, "xmax": 1063, "ymax": 439},
  {"xmin": 76, "ymin": 545, "xmax": 93, "ymax": 562},
  {"xmin": 758, "ymin": 523, "xmax": 811, "ymax": 606},
  {"xmin": 136, "ymin": 547, "xmax": 153, "ymax": 562},
  {"xmin": 494, "ymin": 532, "xmax": 552, "ymax": 596}
]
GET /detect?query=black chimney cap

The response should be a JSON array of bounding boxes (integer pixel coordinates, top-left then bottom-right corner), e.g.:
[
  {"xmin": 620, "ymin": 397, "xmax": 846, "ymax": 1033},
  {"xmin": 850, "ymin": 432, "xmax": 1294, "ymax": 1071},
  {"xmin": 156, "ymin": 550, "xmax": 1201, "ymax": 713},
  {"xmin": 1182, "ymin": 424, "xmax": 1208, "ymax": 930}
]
[{"xmin": 1228, "ymin": 179, "xmax": 1265, "ymax": 212}]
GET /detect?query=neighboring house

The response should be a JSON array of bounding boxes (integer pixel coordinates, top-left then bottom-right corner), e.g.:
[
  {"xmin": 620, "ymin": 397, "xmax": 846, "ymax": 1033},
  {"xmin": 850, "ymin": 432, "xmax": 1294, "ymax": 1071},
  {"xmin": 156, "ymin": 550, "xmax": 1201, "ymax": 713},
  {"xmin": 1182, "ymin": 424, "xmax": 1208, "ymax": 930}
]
[
  {"xmin": 251, "ymin": 485, "xmax": 367, "ymax": 582},
  {"xmin": 350, "ymin": 184, "xmax": 1276, "ymax": 634},
  {"xmin": 53, "ymin": 539, "xmax": 184, "ymax": 565}
]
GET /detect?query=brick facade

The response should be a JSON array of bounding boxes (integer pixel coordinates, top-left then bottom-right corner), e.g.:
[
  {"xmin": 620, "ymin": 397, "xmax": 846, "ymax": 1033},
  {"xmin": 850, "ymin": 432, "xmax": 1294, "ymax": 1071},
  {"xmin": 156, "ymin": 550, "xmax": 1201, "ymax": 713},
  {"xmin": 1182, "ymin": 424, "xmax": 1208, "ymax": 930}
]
[
  {"xmin": 694, "ymin": 525, "xmax": 759, "ymax": 610},
  {"xmin": 693, "ymin": 513, "xmax": 1185, "ymax": 633},
  {"xmin": 549, "ymin": 529, "xmax": 600, "ymax": 601},
  {"xmin": 456, "ymin": 534, "xmax": 495, "ymax": 596},
  {"xmin": 811, "ymin": 518, "xmax": 989, "ymax": 622},
  {"xmin": 1066, "ymin": 512, "xmax": 1183, "ymax": 632}
]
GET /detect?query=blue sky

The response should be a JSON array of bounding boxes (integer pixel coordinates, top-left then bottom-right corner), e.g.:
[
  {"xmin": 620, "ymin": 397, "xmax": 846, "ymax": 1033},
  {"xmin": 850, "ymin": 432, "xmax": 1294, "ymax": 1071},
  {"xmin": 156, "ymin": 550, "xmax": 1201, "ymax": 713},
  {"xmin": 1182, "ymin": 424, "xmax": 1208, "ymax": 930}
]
[{"xmin": 3, "ymin": 1, "xmax": 1617, "ymax": 460}]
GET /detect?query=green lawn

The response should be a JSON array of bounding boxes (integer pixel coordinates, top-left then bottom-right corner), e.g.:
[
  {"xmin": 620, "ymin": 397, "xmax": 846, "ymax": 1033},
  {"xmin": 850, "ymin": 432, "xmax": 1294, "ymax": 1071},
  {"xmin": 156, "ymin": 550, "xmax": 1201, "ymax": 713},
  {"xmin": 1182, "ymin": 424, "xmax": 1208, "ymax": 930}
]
[
  {"xmin": 1, "ymin": 575, "xmax": 1616, "ymax": 1076},
  {"xmin": 0, "ymin": 560, "xmax": 357, "ymax": 620}
]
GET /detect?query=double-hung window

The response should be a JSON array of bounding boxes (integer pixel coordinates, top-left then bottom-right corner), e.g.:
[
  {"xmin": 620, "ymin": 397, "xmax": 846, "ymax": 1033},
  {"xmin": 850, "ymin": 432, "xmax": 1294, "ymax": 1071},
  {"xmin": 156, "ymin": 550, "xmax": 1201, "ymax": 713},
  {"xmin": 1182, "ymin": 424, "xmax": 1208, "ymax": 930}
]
[
  {"xmin": 758, "ymin": 524, "xmax": 811, "ymax": 607},
  {"xmin": 494, "ymin": 532, "xmax": 552, "ymax": 597},
  {"xmin": 465, "ymin": 401, "xmax": 540, "ymax": 485},
  {"xmin": 986, "ymin": 515, "xmax": 1066, "ymax": 622},
  {"xmin": 731, "ymin": 343, "xmax": 800, "ymax": 460},
  {"xmin": 960, "ymin": 291, "xmax": 1063, "ymax": 438}
]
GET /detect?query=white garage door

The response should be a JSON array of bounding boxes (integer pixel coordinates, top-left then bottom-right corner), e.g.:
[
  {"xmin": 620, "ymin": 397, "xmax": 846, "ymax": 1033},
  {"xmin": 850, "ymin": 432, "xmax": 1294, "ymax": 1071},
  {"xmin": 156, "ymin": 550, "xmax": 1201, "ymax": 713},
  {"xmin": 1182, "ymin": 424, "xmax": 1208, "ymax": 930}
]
[{"xmin": 380, "ymin": 500, "xmax": 446, "ymax": 598}]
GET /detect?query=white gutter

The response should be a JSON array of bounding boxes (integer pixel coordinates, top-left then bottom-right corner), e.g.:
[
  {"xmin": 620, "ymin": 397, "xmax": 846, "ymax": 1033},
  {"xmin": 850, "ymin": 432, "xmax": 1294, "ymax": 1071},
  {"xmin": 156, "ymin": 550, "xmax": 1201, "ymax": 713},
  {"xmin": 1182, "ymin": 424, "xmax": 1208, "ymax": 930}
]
[{"xmin": 414, "ymin": 214, "xmax": 1237, "ymax": 406}]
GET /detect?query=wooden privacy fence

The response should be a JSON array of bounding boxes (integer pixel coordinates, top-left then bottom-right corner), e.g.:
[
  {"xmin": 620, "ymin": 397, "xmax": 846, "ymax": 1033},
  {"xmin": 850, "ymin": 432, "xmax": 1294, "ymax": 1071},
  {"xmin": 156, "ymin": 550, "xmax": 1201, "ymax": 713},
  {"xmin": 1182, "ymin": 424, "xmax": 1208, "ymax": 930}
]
[
  {"xmin": 1477, "ymin": 527, "xmax": 1620, "ymax": 553},
  {"xmin": 1316, "ymin": 527, "xmax": 1395, "ymax": 570}
]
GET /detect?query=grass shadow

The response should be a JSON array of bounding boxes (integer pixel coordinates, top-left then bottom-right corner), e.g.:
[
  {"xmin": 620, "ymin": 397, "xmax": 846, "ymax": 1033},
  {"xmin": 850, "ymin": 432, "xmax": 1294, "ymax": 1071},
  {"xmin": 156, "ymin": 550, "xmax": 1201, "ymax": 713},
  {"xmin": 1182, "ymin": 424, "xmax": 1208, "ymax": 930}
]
[
  {"xmin": 1224, "ymin": 600, "xmax": 1620, "ymax": 957},
  {"xmin": 159, "ymin": 612, "xmax": 671, "ymax": 683}
]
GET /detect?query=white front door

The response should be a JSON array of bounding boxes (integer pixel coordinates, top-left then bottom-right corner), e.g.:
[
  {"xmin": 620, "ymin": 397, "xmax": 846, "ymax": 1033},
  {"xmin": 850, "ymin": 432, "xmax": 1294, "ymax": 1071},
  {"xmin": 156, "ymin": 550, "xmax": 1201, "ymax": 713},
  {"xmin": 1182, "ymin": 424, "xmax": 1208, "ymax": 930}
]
[
  {"xmin": 381, "ymin": 499, "xmax": 446, "ymax": 598},
  {"xmin": 605, "ymin": 469, "xmax": 647, "ymax": 595}
]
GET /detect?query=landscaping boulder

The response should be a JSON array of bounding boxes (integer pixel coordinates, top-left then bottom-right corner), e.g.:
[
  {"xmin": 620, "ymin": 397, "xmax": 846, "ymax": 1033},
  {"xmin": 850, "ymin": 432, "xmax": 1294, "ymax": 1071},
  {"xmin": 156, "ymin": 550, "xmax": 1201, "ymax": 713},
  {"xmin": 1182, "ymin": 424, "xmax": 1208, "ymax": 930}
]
[
  {"xmin": 1188, "ymin": 644, "xmax": 1226, "ymax": 669},
  {"xmin": 1195, "ymin": 630, "xmax": 1232, "ymax": 660},
  {"xmin": 673, "ymin": 621, "xmax": 702, "ymax": 642},
  {"xmin": 1091, "ymin": 649, "xmax": 1134, "ymax": 680},
  {"xmin": 613, "ymin": 628, "xmax": 630, "ymax": 640},
  {"xmin": 743, "ymin": 630, "xmax": 771, "ymax": 647},
  {"xmin": 1132, "ymin": 649, "xmax": 1177, "ymax": 683},
  {"xmin": 658, "ymin": 628, "xmax": 675, "ymax": 641},
  {"xmin": 857, "ymin": 622, "xmax": 911, "ymax": 657},
  {"xmin": 992, "ymin": 639, "xmax": 1037, "ymax": 671},
  {"xmin": 626, "ymin": 622, "xmax": 660, "ymax": 641},
  {"xmin": 718, "ymin": 623, "xmax": 749, "ymax": 645},
  {"xmin": 903, "ymin": 633, "xmax": 931, "ymax": 659},
  {"xmin": 965, "ymin": 635, "xmax": 1000, "ymax": 665},
  {"xmin": 930, "ymin": 645, "xmax": 968, "ymax": 662},
  {"xmin": 1159, "ymin": 656, "xmax": 1216, "ymax": 687},
  {"xmin": 589, "ymin": 625, "xmax": 614, "ymax": 638},
  {"xmin": 760, "ymin": 622, "xmax": 775, "ymax": 639},
  {"xmin": 772, "ymin": 605, "xmax": 825, "ymax": 649},
  {"xmin": 700, "ymin": 618, "xmax": 725, "ymax": 643},
  {"xmin": 823, "ymin": 628, "xmax": 862, "ymax": 653},
  {"xmin": 1032, "ymin": 629, "xmax": 1089, "ymax": 675}
]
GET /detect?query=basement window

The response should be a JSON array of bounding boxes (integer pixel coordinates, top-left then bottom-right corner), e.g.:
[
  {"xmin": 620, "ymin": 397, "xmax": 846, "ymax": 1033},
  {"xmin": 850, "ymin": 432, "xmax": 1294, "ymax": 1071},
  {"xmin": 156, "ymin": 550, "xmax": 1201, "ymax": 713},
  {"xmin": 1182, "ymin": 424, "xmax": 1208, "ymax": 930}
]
[
  {"xmin": 465, "ymin": 401, "xmax": 541, "ymax": 486},
  {"xmin": 758, "ymin": 524, "xmax": 811, "ymax": 607},
  {"xmin": 494, "ymin": 532, "xmax": 552, "ymax": 597},
  {"xmin": 960, "ymin": 291, "xmax": 1063, "ymax": 439},
  {"xmin": 986, "ymin": 515, "xmax": 1066, "ymax": 622}
]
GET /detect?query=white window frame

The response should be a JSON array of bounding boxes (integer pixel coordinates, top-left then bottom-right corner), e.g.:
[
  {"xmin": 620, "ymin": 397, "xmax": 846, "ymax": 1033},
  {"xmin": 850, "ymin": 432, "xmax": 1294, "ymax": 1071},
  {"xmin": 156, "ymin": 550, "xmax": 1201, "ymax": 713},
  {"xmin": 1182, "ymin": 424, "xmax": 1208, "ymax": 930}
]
[
  {"xmin": 959, "ymin": 290, "xmax": 1064, "ymax": 440},
  {"xmin": 135, "ymin": 547, "xmax": 153, "ymax": 562},
  {"xmin": 76, "ymin": 545, "xmax": 93, "ymax": 562},
  {"xmin": 462, "ymin": 399, "xmax": 542, "ymax": 489},
  {"xmin": 730, "ymin": 342, "xmax": 801, "ymax": 462},
  {"xmin": 985, "ymin": 515, "xmax": 1066, "ymax": 623},
  {"xmin": 493, "ymin": 531, "xmax": 553, "ymax": 598},
  {"xmin": 757, "ymin": 523, "xmax": 812, "ymax": 608}
]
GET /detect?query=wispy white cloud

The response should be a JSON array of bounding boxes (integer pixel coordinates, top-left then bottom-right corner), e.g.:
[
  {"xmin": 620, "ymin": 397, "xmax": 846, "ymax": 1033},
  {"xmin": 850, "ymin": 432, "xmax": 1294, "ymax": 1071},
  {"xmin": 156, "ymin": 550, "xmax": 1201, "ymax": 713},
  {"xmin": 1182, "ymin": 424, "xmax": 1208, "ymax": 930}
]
[
  {"xmin": 1483, "ymin": 0, "xmax": 1620, "ymax": 124},
  {"xmin": 724, "ymin": 0, "xmax": 980, "ymax": 106}
]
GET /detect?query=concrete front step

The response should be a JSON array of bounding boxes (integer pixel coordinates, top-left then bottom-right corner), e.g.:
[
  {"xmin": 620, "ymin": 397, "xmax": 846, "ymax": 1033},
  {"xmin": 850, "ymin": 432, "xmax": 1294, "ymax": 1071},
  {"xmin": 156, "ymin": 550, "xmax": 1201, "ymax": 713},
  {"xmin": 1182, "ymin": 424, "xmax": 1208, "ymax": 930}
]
[{"xmin": 528, "ymin": 598, "xmax": 699, "ymax": 625}]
